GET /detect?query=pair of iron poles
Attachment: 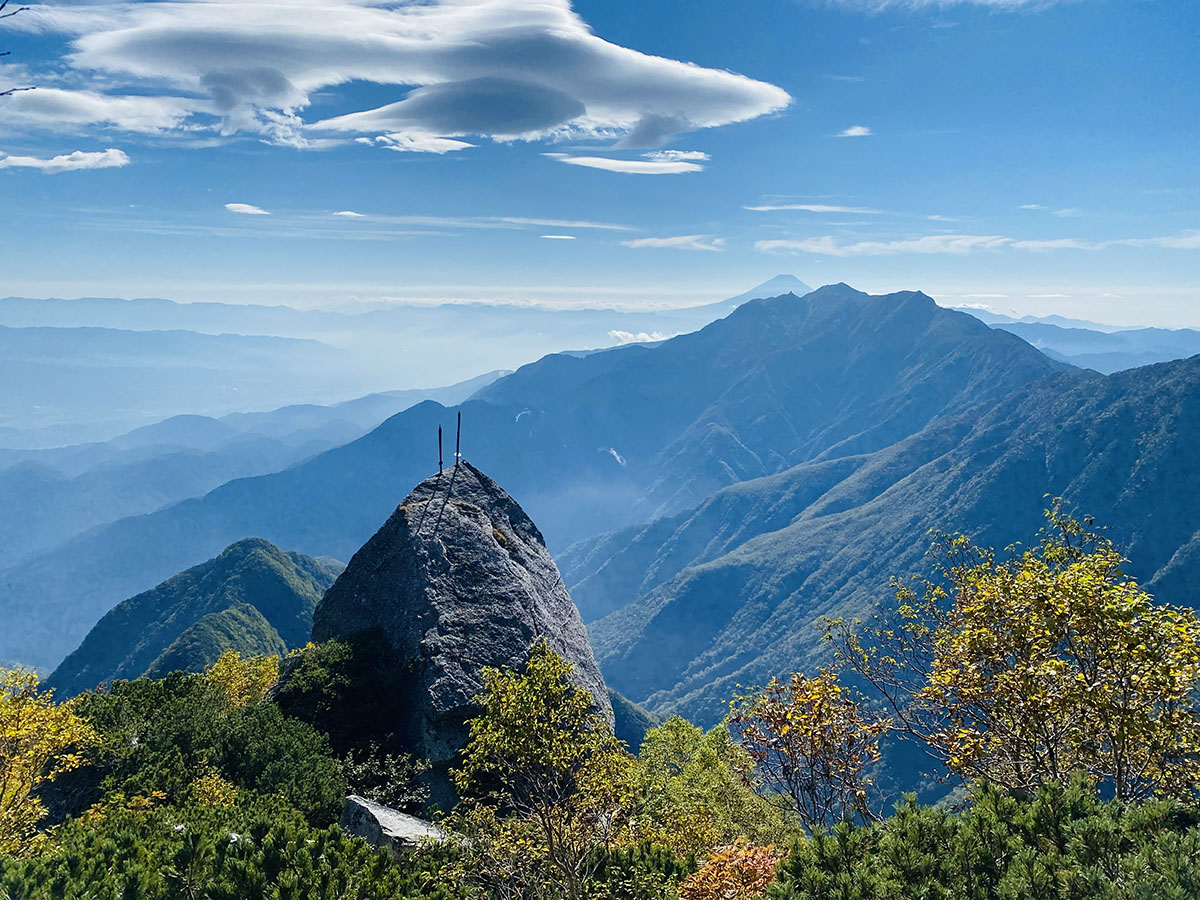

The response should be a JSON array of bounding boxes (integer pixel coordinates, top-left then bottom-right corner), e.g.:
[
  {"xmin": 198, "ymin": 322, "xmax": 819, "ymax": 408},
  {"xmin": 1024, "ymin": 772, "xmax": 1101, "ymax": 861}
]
[{"xmin": 438, "ymin": 412, "xmax": 461, "ymax": 475}]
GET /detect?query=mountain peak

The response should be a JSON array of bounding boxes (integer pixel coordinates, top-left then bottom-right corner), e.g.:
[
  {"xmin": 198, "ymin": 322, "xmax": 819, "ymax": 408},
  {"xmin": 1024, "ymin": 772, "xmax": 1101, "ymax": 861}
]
[
  {"xmin": 750, "ymin": 274, "xmax": 811, "ymax": 294},
  {"xmin": 701, "ymin": 274, "xmax": 814, "ymax": 312},
  {"xmin": 46, "ymin": 537, "xmax": 341, "ymax": 697},
  {"xmin": 310, "ymin": 460, "xmax": 611, "ymax": 791}
]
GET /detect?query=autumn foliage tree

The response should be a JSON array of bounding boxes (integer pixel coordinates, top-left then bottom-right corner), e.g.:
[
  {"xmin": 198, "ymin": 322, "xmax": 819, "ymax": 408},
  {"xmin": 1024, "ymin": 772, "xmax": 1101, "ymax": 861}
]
[
  {"xmin": 0, "ymin": 668, "xmax": 96, "ymax": 855},
  {"xmin": 204, "ymin": 649, "xmax": 279, "ymax": 708},
  {"xmin": 453, "ymin": 639, "xmax": 640, "ymax": 900},
  {"xmin": 677, "ymin": 840, "xmax": 787, "ymax": 900},
  {"xmin": 728, "ymin": 670, "xmax": 889, "ymax": 831},
  {"xmin": 636, "ymin": 717, "xmax": 789, "ymax": 856},
  {"xmin": 830, "ymin": 505, "xmax": 1200, "ymax": 801}
]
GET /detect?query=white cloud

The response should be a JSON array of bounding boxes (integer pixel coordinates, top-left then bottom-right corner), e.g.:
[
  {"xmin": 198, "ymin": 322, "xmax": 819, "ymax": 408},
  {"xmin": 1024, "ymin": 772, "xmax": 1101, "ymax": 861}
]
[
  {"xmin": 642, "ymin": 150, "xmax": 711, "ymax": 162},
  {"xmin": 622, "ymin": 234, "xmax": 726, "ymax": 252},
  {"xmin": 540, "ymin": 234, "xmax": 576, "ymax": 240},
  {"xmin": 546, "ymin": 153, "xmax": 706, "ymax": 174},
  {"xmin": 837, "ymin": 125, "xmax": 872, "ymax": 137},
  {"xmin": 315, "ymin": 212, "xmax": 633, "ymax": 231},
  {"xmin": 1122, "ymin": 231, "xmax": 1200, "ymax": 250},
  {"xmin": 4, "ymin": 89, "xmax": 206, "ymax": 133},
  {"xmin": 1020, "ymin": 203, "xmax": 1083, "ymax": 218},
  {"xmin": 499, "ymin": 216, "xmax": 633, "ymax": 231},
  {"xmin": 928, "ymin": 214, "xmax": 957, "ymax": 222},
  {"xmin": 746, "ymin": 202, "xmax": 884, "ymax": 213},
  {"xmin": 366, "ymin": 133, "xmax": 475, "ymax": 154},
  {"xmin": 225, "ymin": 202, "xmax": 271, "ymax": 216},
  {"xmin": 0, "ymin": 148, "xmax": 130, "ymax": 174},
  {"xmin": 21, "ymin": 0, "xmax": 789, "ymax": 149},
  {"xmin": 757, "ymin": 233, "xmax": 1010, "ymax": 256},
  {"xmin": 609, "ymin": 330, "xmax": 670, "ymax": 344},
  {"xmin": 755, "ymin": 228, "xmax": 1200, "ymax": 257},
  {"xmin": 1009, "ymin": 238, "xmax": 1103, "ymax": 251}
]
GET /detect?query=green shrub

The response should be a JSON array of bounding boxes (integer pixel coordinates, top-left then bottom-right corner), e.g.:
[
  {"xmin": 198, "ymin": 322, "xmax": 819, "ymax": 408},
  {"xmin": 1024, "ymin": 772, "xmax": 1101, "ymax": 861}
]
[
  {"xmin": 51, "ymin": 671, "xmax": 347, "ymax": 826},
  {"xmin": 0, "ymin": 794, "xmax": 461, "ymax": 900},
  {"xmin": 771, "ymin": 779, "xmax": 1200, "ymax": 900}
]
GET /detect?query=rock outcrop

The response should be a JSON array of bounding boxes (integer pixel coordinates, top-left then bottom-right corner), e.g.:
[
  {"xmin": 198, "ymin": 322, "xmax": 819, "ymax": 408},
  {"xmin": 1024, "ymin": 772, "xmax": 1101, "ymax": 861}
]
[
  {"xmin": 311, "ymin": 461, "xmax": 612, "ymax": 775},
  {"xmin": 340, "ymin": 795, "xmax": 445, "ymax": 854}
]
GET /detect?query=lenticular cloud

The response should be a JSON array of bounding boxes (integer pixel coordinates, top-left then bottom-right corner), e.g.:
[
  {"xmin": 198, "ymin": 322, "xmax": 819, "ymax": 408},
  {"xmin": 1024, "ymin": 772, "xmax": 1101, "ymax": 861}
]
[{"xmin": 17, "ymin": 0, "xmax": 790, "ymax": 150}]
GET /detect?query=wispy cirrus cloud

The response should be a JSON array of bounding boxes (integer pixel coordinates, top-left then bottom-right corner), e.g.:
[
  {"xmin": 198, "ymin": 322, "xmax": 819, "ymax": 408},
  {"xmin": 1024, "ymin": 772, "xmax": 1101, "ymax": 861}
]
[
  {"xmin": 1020, "ymin": 203, "xmax": 1083, "ymax": 217},
  {"xmin": 323, "ymin": 211, "xmax": 634, "ymax": 231},
  {"xmin": 545, "ymin": 151, "xmax": 708, "ymax": 174},
  {"xmin": 622, "ymin": 234, "xmax": 726, "ymax": 252},
  {"xmin": 1009, "ymin": 237, "xmax": 1104, "ymax": 251},
  {"xmin": 12, "ymin": 0, "xmax": 790, "ymax": 154},
  {"xmin": 1124, "ymin": 231, "xmax": 1200, "ymax": 250},
  {"xmin": 758, "ymin": 233, "xmax": 1008, "ymax": 255},
  {"xmin": 746, "ymin": 202, "xmax": 885, "ymax": 213},
  {"xmin": 0, "ymin": 147, "xmax": 129, "ymax": 174},
  {"xmin": 225, "ymin": 202, "xmax": 271, "ymax": 216},
  {"xmin": 757, "ymin": 229, "xmax": 1200, "ymax": 256}
]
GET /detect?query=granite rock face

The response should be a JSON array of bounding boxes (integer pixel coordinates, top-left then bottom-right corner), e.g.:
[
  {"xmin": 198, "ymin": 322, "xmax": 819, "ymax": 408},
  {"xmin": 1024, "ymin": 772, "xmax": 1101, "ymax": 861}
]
[
  {"xmin": 312, "ymin": 461, "xmax": 613, "ymax": 769},
  {"xmin": 340, "ymin": 795, "xmax": 445, "ymax": 854}
]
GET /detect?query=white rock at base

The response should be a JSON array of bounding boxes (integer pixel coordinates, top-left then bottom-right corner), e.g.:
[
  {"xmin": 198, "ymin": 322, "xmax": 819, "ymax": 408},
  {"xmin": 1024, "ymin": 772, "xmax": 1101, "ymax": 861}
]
[{"xmin": 340, "ymin": 795, "xmax": 445, "ymax": 855}]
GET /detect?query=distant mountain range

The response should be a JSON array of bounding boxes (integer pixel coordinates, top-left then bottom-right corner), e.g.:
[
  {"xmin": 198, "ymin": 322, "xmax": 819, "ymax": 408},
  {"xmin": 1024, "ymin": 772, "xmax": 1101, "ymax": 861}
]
[
  {"xmin": 953, "ymin": 307, "xmax": 1200, "ymax": 374},
  {"xmin": 954, "ymin": 308, "xmax": 1130, "ymax": 332},
  {"xmin": 0, "ymin": 277, "xmax": 813, "ymax": 442},
  {"xmin": 0, "ymin": 372, "xmax": 503, "ymax": 572},
  {"xmin": 0, "ymin": 284, "xmax": 1056, "ymax": 671},
  {"xmin": 0, "ymin": 276, "xmax": 812, "ymax": 339},
  {"xmin": 47, "ymin": 538, "xmax": 342, "ymax": 697}
]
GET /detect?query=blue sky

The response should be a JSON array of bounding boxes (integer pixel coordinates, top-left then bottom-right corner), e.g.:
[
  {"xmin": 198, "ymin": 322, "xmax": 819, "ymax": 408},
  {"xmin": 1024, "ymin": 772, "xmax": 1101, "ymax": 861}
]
[{"xmin": 1, "ymin": 0, "xmax": 1197, "ymax": 325}]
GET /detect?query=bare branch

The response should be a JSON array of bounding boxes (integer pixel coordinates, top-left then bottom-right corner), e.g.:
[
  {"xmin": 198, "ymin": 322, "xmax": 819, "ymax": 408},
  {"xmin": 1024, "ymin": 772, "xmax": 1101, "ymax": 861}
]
[{"xmin": 1, "ymin": 3, "xmax": 33, "ymax": 98}]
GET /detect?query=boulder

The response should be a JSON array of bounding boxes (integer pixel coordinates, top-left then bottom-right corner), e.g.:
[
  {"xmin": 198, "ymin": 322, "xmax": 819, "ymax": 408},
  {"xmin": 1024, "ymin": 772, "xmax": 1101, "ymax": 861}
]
[
  {"xmin": 311, "ymin": 460, "xmax": 612, "ymax": 791},
  {"xmin": 340, "ymin": 795, "xmax": 445, "ymax": 854}
]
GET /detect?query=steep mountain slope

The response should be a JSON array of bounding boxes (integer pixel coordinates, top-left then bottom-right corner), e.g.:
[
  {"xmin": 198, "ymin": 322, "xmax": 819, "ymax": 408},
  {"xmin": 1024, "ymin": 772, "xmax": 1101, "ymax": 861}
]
[
  {"xmin": 577, "ymin": 356, "xmax": 1200, "ymax": 725},
  {"xmin": 475, "ymin": 284, "xmax": 1061, "ymax": 519},
  {"xmin": 0, "ymin": 285, "xmax": 1059, "ymax": 671},
  {"xmin": 143, "ymin": 604, "xmax": 288, "ymax": 679},
  {"xmin": 46, "ymin": 538, "xmax": 342, "ymax": 696}
]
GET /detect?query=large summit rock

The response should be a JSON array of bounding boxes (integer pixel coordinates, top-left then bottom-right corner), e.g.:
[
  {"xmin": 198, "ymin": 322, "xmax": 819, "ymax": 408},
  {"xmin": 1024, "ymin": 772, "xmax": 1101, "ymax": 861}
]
[{"xmin": 311, "ymin": 461, "xmax": 612, "ymax": 769}]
